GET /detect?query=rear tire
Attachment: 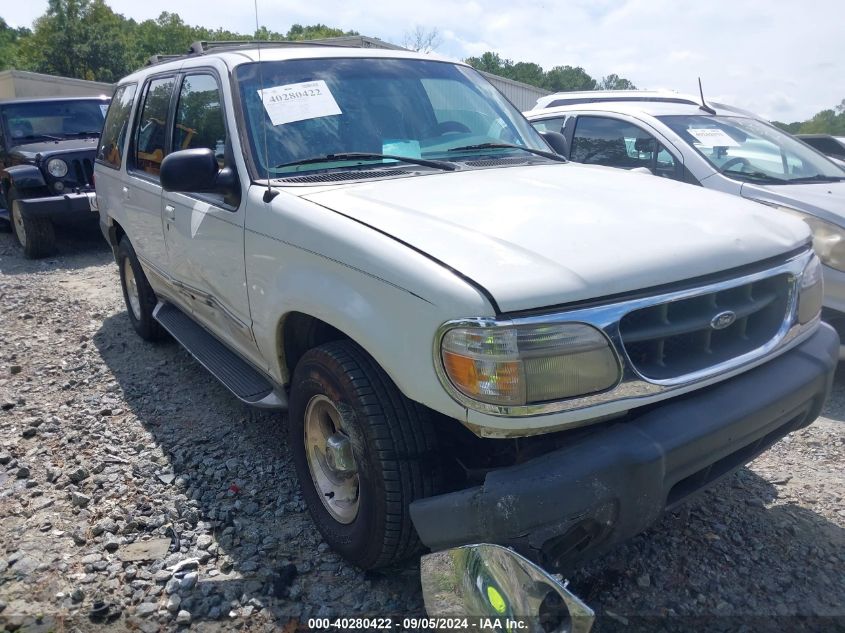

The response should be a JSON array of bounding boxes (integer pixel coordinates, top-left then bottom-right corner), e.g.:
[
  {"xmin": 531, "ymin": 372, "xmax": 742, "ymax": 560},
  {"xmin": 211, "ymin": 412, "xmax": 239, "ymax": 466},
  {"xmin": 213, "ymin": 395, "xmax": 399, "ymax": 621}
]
[
  {"xmin": 289, "ymin": 340, "xmax": 440, "ymax": 569},
  {"xmin": 8, "ymin": 188, "xmax": 56, "ymax": 258},
  {"xmin": 117, "ymin": 236, "xmax": 166, "ymax": 342}
]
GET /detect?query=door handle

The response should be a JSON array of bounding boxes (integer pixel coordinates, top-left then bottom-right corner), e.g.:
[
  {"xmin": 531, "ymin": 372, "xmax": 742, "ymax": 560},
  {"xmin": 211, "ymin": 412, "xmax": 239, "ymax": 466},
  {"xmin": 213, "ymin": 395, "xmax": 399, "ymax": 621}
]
[{"xmin": 164, "ymin": 204, "xmax": 176, "ymax": 220}]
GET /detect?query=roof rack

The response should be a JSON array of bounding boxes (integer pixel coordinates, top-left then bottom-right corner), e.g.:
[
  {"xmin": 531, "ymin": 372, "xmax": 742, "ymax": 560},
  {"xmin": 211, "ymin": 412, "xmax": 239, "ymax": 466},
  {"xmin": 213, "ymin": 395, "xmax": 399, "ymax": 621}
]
[
  {"xmin": 188, "ymin": 39, "xmax": 344, "ymax": 55},
  {"xmin": 547, "ymin": 95, "xmax": 700, "ymax": 107},
  {"xmin": 146, "ymin": 36, "xmax": 403, "ymax": 66}
]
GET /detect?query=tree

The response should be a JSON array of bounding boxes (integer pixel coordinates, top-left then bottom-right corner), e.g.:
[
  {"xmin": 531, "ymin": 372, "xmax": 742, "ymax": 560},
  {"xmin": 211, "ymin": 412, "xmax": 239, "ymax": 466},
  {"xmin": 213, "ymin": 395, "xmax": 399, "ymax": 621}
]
[
  {"xmin": 598, "ymin": 73, "xmax": 637, "ymax": 90},
  {"xmin": 285, "ymin": 23, "xmax": 358, "ymax": 40},
  {"xmin": 16, "ymin": 0, "xmax": 133, "ymax": 82},
  {"xmin": 464, "ymin": 52, "xmax": 634, "ymax": 93},
  {"xmin": 464, "ymin": 52, "xmax": 509, "ymax": 75},
  {"xmin": 773, "ymin": 100, "xmax": 845, "ymax": 136},
  {"xmin": 402, "ymin": 26, "xmax": 441, "ymax": 53},
  {"xmin": 799, "ymin": 109, "xmax": 845, "ymax": 135},
  {"xmin": 509, "ymin": 62, "xmax": 545, "ymax": 87},
  {"xmin": 543, "ymin": 65, "xmax": 597, "ymax": 91},
  {"xmin": 0, "ymin": 18, "xmax": 31, "ymax": 71}
]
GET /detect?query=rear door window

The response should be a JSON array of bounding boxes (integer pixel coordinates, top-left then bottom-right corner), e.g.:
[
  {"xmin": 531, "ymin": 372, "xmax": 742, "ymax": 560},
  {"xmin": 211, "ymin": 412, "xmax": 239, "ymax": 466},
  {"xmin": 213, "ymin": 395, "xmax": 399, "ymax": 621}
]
[
  {"xmin": 133, "ymin": 76, "xmax": 176, "ymax": 178},
  {"xmin": 97, "ymin": 84, "xmax": 137, "ymax": 169}
]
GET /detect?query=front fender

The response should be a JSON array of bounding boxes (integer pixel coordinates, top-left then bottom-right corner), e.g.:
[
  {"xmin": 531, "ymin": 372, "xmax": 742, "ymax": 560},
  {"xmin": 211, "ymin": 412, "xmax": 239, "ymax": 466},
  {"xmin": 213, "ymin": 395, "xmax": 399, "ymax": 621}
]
[
  {"xmin": 3, "ymin": 164, "xmax": 47, "ymax": 193},
  {"xmin": 244, "ymin": 188, "xmax": 493, "ymax": 423}
]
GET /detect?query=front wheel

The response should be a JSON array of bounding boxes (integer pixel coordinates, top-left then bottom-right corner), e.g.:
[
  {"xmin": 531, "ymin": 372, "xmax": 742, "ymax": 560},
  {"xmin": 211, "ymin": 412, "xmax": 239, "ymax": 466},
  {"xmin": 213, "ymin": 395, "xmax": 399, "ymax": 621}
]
[
  {"xmin": 8, "ymin": 188, "xmax": 55, "ymax": 258},
  {"xmin": 289, "ymin": 340, "xmax": 440, "ymax": 569}
]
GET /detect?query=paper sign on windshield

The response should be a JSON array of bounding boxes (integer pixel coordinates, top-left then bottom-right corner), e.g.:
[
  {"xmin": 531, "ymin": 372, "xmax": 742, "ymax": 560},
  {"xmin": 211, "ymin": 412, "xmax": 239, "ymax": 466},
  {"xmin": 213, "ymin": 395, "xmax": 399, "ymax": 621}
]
[
  {"xmin": 99, "ymin": 104, "xmax": 108, "ymax": 117},
  {"xmin": 258, "ymin": 80, "xmax": 341, "ymax": 126},
  {"xmin": 687, "ymin": 127, "xmax": 740, "ymax": 147}
]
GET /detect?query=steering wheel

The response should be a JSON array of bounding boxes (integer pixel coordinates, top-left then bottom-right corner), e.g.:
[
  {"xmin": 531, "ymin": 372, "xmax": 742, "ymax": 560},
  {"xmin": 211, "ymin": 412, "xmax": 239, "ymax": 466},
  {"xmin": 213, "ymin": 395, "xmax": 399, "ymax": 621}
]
[
  {"xmin": 435, "ymin": 120, "xmax": 471, "ymax": 135},
  {"xmin": 721, "ymin": 156, "xmax": 751, "ymax": 172}
]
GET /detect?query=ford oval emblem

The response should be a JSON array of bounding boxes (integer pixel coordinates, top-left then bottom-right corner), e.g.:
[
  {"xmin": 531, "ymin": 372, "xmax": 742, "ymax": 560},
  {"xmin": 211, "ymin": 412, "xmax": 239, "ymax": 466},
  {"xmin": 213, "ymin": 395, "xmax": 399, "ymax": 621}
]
[{"xmin": 710, "ymin": 310, "xmax": 736, "ymax": 330}]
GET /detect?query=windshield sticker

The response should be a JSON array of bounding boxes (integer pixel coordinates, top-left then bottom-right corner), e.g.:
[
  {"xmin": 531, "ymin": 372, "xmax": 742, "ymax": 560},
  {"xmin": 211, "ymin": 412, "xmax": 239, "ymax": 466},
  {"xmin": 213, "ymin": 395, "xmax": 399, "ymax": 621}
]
[
  {"xmin": 687, "ymin": 127, "xmax": 740, "ymax": 147},
  {"xmin": 99, "ymin": 104, "xmax": 108, "ymax": 117},
  {"xmin": 382, "ymin": 139, "xmax": 421, "ymax": 159},
  {"xmin": 257, "ymin": 80, "xmax": 341, "ymax": 126}
]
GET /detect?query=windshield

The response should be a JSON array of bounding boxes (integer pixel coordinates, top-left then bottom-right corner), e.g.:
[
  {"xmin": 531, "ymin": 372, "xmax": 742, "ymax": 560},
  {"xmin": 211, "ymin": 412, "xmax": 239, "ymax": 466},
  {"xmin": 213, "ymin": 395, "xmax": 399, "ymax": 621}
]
[
  {"xmin": 1, "ymin": 100, "xmax": 108, "ymax": 142},
  {"xmin": 658, "ymin": 114, "xmax": 845, "ymax": 183},
  {"xmin": 234, "ymin": 57, "xmax": 548, "ymax": 176}
]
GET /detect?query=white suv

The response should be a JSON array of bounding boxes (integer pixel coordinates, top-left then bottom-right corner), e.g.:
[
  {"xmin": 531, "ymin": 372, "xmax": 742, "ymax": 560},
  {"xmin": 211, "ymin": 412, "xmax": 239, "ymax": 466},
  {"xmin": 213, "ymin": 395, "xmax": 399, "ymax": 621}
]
[
  {"xmin": 525, "ymin": 91, "xmax": 845, "ymax": 357},
  {"xmin": 95, "ymin": 45, "xmax": 836, "ymax": 577}
]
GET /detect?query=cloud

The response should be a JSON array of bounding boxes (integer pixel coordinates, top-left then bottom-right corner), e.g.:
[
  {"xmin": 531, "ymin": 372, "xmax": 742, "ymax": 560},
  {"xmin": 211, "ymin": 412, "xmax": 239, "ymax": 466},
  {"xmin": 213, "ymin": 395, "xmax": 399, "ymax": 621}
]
[{"xmin": 5, "ymin": 0, "xmax": 843, "ymax": 121}]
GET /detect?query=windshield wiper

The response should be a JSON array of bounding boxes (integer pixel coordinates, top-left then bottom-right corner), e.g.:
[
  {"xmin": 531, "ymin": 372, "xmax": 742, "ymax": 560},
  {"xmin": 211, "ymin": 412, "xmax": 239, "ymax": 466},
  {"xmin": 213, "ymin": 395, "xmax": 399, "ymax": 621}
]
[
  {"xmin": 787, "ymin": 174, "xmax": 845, "ymax": 183},
  {"xmin": 721, "ymin": 169, "xmax": 787, "ymax": 184},
  {"xmin": 447, "ymin": 142, "xmax": 566, "ymax": 162},
  {"xmin": 274, "ymin": 152, "xmax": 455, "ymax": 172},
  {"xmin": 63, "ymin": 131, "xmax": 102, "ymax": 137},
  {"xmin": 18, "ymin": 133, "xmax": 63, "ymax": 142}
]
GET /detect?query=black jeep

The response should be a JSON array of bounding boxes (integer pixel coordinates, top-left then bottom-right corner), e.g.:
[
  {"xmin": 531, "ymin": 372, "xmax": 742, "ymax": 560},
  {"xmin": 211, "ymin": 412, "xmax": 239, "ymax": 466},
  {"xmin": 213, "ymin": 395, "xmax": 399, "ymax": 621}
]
[{"xmin": 0, "ymin": 96, "xmax": 110, "ymax": 258}]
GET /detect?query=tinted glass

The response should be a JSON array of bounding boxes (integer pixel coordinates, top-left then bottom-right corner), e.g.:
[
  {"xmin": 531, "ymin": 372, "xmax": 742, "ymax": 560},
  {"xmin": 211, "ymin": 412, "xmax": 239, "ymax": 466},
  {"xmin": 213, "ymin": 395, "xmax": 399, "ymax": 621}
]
[
  {"xmin": 572, "ymin": 116, "xmax": 676, "ymax": 176},
  {"xmin": 801, "ymin": 136, "xmax": 845, "ymax": 158},
  {"xmin": 173, "ymin": 74, "xmax": 227, "ymax": 167},
  {"xmin": 531, "ymin": 117, "xmax": 567, "ymax": 135},
  {"xmin": 659, "ymin": 115, "xmax": 845, "ymax": 183},
  {"xmin": 1, "ymin": 99, "xmax": 107, "ymax": 142},
  {"xmin": 234, "ymin": 58, "xmax": 547, "ymax": 176},
  {"xmin": 97, "ymin": 84, "xmax": 136, "ymax": 169},
  {"xmin": 134, "ymin": 76, "xmax": 175, "ymax": 177}
]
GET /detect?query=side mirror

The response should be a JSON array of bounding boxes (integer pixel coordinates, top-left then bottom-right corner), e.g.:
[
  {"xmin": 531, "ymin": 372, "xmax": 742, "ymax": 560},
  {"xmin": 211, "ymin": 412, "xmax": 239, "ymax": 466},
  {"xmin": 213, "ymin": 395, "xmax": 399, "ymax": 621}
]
[
  {"xmin": 421, "ymin": 544, "xmax": 594, "ymax": 633},
  {"xmin": 160, "ymin": 148, "xmax": 238, "ymax": 198},
  {"xmin": 541, "ymin": 131, "xmax": 569, "ymax": 158}
]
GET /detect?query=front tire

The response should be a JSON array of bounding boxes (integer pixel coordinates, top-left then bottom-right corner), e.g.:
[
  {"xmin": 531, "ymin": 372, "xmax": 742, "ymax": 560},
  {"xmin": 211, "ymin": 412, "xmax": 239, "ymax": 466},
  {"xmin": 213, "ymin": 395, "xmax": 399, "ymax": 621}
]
[
  {"xmin": 8, "ymin": 188, "xmax": 55, "ymax": 258},
  {"xmin": 289, "ymin": 340, "xmax": 440, "ymax": 569},
  {"xmin": 117, "ymin": 237, "xmax": 166, "ymax": 342}
]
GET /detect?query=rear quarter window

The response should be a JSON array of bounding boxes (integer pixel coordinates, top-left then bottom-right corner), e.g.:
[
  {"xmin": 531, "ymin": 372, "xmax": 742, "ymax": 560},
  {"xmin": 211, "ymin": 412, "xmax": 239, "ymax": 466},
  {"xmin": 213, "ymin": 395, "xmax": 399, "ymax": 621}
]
[{"xmin": 97, "ymin": 83, "xmax": 137, "ymax": 169}]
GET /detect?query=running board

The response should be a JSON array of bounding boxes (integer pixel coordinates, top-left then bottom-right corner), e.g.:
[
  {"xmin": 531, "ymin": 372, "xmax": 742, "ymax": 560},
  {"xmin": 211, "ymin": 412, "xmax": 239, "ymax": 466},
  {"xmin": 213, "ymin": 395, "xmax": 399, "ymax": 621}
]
[{"xmin": 153, "ymin": 302, "xmax": 286, "ymax": 409}]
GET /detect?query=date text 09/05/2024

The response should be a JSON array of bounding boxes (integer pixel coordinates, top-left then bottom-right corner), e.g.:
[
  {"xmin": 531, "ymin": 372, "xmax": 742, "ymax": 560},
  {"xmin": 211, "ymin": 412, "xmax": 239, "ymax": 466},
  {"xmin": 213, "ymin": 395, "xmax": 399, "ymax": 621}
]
[{"xmin": 307, "ymin": 617, "xmax": 530, "ymax": 630}]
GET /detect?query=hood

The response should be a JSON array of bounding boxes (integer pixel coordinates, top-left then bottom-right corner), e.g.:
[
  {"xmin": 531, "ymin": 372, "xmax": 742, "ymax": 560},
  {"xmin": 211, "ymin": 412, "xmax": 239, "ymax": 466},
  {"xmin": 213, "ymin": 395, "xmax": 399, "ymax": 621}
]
[
  {"xmin": 10, "ymin": 137, "xmax": 98, "ymax": 160},
  {"xmin": 298, "ymin": 163, "xmax": 810, "ymax": 313},
  {"xmin": 741, "ymin": 181, "xmax": 845, "ymax": 226}
]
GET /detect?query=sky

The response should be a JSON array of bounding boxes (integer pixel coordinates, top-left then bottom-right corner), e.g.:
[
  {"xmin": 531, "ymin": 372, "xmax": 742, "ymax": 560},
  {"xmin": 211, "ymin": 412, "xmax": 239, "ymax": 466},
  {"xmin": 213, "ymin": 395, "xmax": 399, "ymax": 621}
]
[{"xmin": 5, "ymin": 0, "xmax": 843, "ymax": 122}]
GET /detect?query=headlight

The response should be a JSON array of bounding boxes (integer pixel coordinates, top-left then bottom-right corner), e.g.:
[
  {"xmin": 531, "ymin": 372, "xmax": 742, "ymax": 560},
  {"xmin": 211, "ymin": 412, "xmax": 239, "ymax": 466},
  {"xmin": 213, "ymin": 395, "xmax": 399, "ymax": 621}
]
[
  {"xmin": 798, "ymin": 254, "xmax": 824, "ymax": 324},
  {"xmin": 439, "ymin": 322, "xmax": 620, "ymax": 408},
  {"xmin": 774, "ymin": 206, "xmax": 845, "ymax": 272},
  {"xmin": 46, "ymin": 158, "xmax": 68, "ymax": 178}
]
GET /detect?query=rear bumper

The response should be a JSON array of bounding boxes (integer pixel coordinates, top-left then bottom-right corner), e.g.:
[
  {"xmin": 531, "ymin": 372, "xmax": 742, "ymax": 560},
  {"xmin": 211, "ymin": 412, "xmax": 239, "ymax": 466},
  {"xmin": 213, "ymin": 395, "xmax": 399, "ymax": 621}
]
[
  {"xmin": 410, "ymin": 323, "xmax": 838, "ymax": 570},
  {"xmin": 17, "ymin": 191, "xmax": 96, "ymax": 221}
]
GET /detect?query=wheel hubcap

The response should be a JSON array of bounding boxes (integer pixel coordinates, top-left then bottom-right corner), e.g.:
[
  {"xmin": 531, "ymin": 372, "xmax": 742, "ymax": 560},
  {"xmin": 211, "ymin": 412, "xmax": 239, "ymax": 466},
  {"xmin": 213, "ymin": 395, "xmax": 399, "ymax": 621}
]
[
  {"xmin": 304, "ymin": 394, "xmax": 360, "ymax": 524},
  {"xmin": 11, "ymin": 202, "xmax": 26, "ymax": 247},
  {"xmin": 122, "ymin": 258, "xmax": 142, "ymax": 320}
]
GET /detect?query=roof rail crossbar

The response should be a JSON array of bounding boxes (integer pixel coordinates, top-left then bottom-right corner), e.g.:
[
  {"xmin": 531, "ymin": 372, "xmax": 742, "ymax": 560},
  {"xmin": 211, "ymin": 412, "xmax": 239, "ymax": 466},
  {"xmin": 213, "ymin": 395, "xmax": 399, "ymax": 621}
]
[
  {"xmin": 189, "ymin": 39, "xmax": 347, "ymax": 55},
  {"xmin": 145, "ymin": 37, "xmax": 394, "ymax": 67}
]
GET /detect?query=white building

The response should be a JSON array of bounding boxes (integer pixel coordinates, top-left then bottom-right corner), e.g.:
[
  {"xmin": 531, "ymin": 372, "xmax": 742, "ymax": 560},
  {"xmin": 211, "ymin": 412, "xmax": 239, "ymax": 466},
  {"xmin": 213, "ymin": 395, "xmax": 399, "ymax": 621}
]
[{"xmin": 0, "ymin": 69, "xmax": 114, "ymax": 100}]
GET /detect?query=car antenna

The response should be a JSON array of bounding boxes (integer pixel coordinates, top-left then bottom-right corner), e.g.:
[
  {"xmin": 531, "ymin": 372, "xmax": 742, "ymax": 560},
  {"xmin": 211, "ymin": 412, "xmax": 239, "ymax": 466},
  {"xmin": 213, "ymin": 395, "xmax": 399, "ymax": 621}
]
[
  {"xmin": 698, "ymin": 77, "xmax": 717, "ymax": 115},
  {"xmin": 255, "ymin": 0, "xmax": 279, "ymax": 203}
]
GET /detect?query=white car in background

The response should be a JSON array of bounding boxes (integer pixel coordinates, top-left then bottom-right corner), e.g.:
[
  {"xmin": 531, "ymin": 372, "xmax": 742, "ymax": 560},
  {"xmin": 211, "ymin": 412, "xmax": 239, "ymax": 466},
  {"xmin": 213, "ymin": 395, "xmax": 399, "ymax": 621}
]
[{"xmin": 525, "ymin": 92, "xmax": 845, "ymax": 356}]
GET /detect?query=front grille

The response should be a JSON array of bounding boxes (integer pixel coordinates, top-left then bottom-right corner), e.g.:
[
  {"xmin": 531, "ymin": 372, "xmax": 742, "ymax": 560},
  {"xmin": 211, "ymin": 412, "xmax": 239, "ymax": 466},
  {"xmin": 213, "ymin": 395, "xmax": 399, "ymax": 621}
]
[
  {"xmin": 69, "ymin": 157, "xmax": 95, "ymax": 187},
  {"xmin": 620, "ymin": 273, "xmax": 791, "ymax": 380}
]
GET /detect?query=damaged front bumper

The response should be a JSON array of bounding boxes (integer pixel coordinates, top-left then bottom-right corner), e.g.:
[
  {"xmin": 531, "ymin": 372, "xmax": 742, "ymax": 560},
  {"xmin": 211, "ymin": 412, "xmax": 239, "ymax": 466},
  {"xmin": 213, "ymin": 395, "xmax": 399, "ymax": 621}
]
[{"xmin": 411, "ymin": 323, "xmax": 838, "ymax": 571}]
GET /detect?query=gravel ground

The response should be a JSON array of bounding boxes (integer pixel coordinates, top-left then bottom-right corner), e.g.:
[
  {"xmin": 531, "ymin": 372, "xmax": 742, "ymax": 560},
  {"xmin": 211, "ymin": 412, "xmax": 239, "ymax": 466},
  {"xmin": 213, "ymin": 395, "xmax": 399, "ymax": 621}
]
[{"xmin": 0, "ymin": 228, "xmax": 843, "ymax": 632}]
